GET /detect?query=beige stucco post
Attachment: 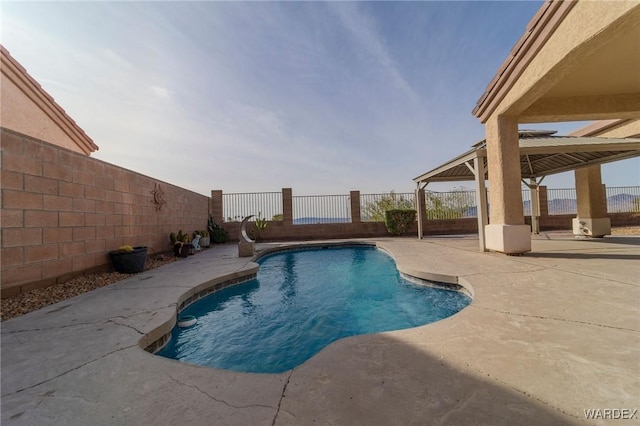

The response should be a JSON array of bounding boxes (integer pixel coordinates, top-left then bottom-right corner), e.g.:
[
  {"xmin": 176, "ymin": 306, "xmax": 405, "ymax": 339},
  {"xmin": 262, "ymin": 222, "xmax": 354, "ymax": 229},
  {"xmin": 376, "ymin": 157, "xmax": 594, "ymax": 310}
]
[
  {"xmin": 211, "ymin": 190, "xmax": 224, "ymax": 223},
  {"xmin": 350, "ymin": 191, "xmax": 361, "ymax": 224},
  {"xmin": 484, "ymin": 116, "xmax": 531, "ymax": 254},
  {"xmin": 415, "ymin": 184, "xmax": 427, "ymax": 239},
  {"xmin": 538, "ymin": 186, "xmax": 549, "ymax": 217},
  {"xmin": 282, "ymin": 188, "xmax": 293, "ymax": 227},
  {"xmin": 473, "ymin": 157, "xmax": 488, "ymax": 251},
  {"xmin": 528, "ymin": 178, "xmax": 541, "ymax": 235},
  {"xmin": 572, "ymin": 166, "xmax": 610, "ymax": 237}
]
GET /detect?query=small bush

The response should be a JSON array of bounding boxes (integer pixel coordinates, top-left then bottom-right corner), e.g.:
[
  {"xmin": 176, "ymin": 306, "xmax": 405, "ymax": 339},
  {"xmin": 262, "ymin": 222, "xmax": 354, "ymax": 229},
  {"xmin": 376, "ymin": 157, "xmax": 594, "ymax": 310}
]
[
  {"xmin": 384, "ymin": 209, "xmax": 417, "ymax": 236},
  {"xmin": 208, "ymin": 215, "xmax": 229, "ymax": 244}
]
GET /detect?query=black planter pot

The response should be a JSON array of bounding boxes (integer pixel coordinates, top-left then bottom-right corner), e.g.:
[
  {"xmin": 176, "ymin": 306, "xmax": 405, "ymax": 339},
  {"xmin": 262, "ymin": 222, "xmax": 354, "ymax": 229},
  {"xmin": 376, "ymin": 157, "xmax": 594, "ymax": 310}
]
[
  {"xmin": 109, "ymin": 246, "xmax": 148, "ymax": 273},
  {"xmin": 174, "ymin": 243, "xmax": 194, "ymax": 258}
]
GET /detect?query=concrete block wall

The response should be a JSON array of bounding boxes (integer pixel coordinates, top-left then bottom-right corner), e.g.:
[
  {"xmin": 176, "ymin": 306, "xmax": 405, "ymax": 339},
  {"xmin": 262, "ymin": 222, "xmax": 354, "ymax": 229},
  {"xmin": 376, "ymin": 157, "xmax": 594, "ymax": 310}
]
[
  {"xmin": 223, "ymin": 221, "xmax": 392, "ymax": 242},
  {"xmin": 222, "ymin": 218, "xmax": 478, "ymax": 242},
  {"xmin": 533, "ymin": 212, "xmax": 639, "ymax": 231},
  {"xmin": 1, "ymin": 129, "xmax": 210, "ymax": 297}
]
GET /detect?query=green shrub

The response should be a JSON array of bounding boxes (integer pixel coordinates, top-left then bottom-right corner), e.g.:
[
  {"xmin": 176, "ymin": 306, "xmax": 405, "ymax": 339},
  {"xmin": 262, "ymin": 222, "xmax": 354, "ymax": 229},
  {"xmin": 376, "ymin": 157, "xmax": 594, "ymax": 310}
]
[
  {"xmin": 254, "ymin": 212, "xmax": 267, "ymax": 241},
  {"xmin": 384, "ymin": 209, "xmax": 417, "ymax": 236},
  {"xmin": 364, "ymin": 190, "xmax": 413, "ymax": 222},
  {"xmin": 208, "ymin": 215, "xmax": 229, "ymax": 244}
]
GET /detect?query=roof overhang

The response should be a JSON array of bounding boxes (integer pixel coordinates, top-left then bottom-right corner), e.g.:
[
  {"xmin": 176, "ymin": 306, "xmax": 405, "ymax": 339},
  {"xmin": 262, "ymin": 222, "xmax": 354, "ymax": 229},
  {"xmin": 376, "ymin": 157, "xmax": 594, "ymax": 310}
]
[
  {"xmin": 0, "ymin": 45, "xmax": 99, "ymax": 154},
  {"xmin": 473, "ymin": 1, "xmax": 640, "ymax": 124}
]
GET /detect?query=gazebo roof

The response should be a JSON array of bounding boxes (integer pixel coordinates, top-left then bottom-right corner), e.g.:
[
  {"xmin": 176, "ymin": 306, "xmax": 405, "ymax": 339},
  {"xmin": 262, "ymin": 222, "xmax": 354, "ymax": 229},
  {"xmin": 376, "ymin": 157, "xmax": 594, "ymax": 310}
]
[{"xmin": 413, "ymin": 130, "xmax": 640, "ymax": 184}]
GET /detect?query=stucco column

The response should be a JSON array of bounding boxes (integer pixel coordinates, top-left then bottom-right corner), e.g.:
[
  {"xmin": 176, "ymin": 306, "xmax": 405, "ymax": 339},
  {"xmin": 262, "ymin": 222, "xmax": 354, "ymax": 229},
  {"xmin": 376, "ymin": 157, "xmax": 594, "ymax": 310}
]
[
  {"xmin": 211, "ymin": 190, "xmax": 224, "ymax": 224},
  {"xmin": 484, "ymin": 116, "xmax": 531, "ymax": 254},
  {"xmin": 473, "ymin": 157, "xmax": 488, "ymax": 252},
  {"xmin": 416, "ymin": 187, "xmax": 427, "ymax": 239},
  {"xmin": 350, "ymin": 191, "xmax": 361, "ymax": 224},
  {"xmin": 529, "ymin": 178, "xmax": 540, "ymax": 235},
  {"xmin": 572, "ymin": 166, "xmax": 610, "ymax": 237},
  {"xmin": 538, "ymin": 186, "xmax": 549, "ymax": 217},
  {"xmin": 282, "ymin": 188, "xmax": 293, "ymax": 227}
]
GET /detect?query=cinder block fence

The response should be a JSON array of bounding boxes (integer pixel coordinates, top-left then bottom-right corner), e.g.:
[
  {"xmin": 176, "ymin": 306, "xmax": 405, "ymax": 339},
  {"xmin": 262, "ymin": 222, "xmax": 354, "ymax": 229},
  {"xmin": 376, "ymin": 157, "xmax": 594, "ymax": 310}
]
[
  {"xmin": 1, "ymin": 129, "xmax": 210, "ymax": 297},
  {"xmin": 2, "ymin": 128, "xmax": 638, "ymax": 298}
]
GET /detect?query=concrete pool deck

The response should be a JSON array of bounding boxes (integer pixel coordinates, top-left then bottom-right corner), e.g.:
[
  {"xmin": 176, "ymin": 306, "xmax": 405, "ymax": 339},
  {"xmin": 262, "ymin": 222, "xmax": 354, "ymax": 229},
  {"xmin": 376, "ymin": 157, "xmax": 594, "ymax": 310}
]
[{"xmin": 1, "ymin": 232, "xmax": 638, "ymax": 425}]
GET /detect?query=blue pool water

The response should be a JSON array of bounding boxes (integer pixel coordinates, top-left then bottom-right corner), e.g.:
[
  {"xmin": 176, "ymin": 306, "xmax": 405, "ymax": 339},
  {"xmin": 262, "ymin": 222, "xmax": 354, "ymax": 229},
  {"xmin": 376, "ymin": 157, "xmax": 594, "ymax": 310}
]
[{"xmin": 157, "ymin": 246, "xmax": 471, "ymax": 373}]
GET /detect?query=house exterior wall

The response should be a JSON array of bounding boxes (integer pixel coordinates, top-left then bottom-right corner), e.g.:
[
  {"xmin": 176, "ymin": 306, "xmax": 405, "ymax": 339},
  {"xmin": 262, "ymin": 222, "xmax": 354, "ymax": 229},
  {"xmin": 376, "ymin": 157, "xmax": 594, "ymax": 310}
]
[
  {"xmin": 483, "ymin": 1, "xmax": 639, "ymax": 122},
  {"xmin": 0, "ymin": 46, "xmax": 98, "ymax": 155},
  {"xmin": 0, "ymin": 74, "xmax": 83, "ymax": 154},
  {"xmin": 1, "ymin": 129, "xmax": 210, "ymax": 297}
]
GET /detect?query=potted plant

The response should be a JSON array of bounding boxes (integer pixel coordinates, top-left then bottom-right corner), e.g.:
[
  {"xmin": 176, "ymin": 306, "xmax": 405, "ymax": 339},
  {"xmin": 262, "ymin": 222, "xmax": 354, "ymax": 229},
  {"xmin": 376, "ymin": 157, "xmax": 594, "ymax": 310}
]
[
  {"xmin": 170, "ymin": 230, "xmax": 193, "ymax": 257},
  {"xmin": 109, "ymin": 245, "xmax": 148, "ymax": 273},
  {"xmin": 199, "ymin": 230, "xmax": 210, "ymax": 248}
]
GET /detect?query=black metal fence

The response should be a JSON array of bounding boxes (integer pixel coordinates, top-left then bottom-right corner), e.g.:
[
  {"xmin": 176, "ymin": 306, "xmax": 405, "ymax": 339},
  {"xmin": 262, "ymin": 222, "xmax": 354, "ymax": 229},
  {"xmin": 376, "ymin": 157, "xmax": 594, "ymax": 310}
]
[
  {"xmin": 605, "ymin": 186, "xmax": 640, "ymax": 213},
  {"xmin": 221, "ymin": 186, "xmax": 640, "ymax": 223},
  {"xmin": 292, "ymin": 194, "xmax": 351, "ymax": 224},
  {"xmin": 222, "ymin": 192, "xmax": 282, "ymax": 222},
  {"xmin": 360, "ymin": 192, "xmax": 414, "ymax": 222},
  {"xmin": 545, "ymin": 188, "xmax": 577, "ymax": 215}
]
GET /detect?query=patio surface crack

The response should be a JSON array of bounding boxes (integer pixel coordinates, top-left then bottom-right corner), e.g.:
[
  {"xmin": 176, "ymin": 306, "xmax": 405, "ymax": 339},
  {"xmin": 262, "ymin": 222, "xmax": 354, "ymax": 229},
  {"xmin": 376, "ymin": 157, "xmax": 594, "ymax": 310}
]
[
  {"xmin": 470, "ymin": 305, "xmax": 640, "ymax": 332},
  {"xmin": 165, "ymin": 374, "xmax": 274, "ymax": 410},
  {"xmin": 272, "ymin": 370, "xmax": 293, "ymax": 426},
  {"xmin": 1, "ymin": 320, "xmax": 105, "ymax": 335},
  {"xmin": 106, "ymin": 318, "xmax": 145, "ymax": 335},
  {"xmin": 1, "ymin": 344, "xmax": 137, "ymax": 398},
  {"xmin": 2, "ymin": 305, "xmax": 175, "ymax": 336},
  {"xmin": 106, "ymin": 305, "xmax": 177, "ymax": 335},
  {"xmin": 508, "ymin": 256, "xmax": 640, "ymax": 288},
  {"xmin": 459, "ymin": 266, "xmax": 549, "ymax": 279}
]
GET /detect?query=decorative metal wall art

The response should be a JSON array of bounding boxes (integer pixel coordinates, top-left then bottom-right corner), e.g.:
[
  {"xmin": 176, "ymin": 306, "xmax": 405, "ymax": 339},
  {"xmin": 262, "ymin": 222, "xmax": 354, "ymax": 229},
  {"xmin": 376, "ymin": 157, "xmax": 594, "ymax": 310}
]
[{"xmin": 150, "ymin": 183, "xmax": 167, "ymax": 211}]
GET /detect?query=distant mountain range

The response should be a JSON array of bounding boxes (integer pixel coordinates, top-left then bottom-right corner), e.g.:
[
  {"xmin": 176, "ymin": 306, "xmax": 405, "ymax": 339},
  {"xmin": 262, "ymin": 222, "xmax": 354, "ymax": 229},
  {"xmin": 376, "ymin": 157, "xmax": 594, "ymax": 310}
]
[
  {"xmin": 605, "ymin": 193, "xmax": 639, "ymax": 212},
  {"xmin": 293, "ymin": 217, "xmax": 350, "ymax": 225},
  {"xmin": 534, "ymin": 193, "xmax": 637, "ymax": 215},
  {"xmin": 465, "ymin": 193, "xmax": 638, "ymax": 217},
  {"xmin": 289, "ymin": 194, "xmax": 638, "ymax": 222}
]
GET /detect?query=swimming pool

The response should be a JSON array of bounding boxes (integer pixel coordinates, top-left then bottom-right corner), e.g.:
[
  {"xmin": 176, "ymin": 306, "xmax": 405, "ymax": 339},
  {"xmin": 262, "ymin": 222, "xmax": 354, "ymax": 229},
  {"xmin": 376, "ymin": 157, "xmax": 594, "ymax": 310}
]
[{"xmin": 157, "ymin": 245, "xmax": 471, "ymax": 373}]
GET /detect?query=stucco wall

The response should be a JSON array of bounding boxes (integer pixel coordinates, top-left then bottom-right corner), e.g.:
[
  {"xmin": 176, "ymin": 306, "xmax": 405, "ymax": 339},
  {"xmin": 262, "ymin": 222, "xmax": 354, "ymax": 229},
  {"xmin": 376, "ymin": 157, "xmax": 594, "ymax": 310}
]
[
  {"xmin": 590, "ymin": 119, "xmax": 640, "ymax": 139},
  {"xmin": 0, "ymin": 47, "xmax": 98, "ymax": 155},
  {"xmin": 0, "ymin": 73, "xmax": 85, "ymax": 154},
  {"xmin": 1, "ymin": 129, "xmax": 210, "ymax": 297}
]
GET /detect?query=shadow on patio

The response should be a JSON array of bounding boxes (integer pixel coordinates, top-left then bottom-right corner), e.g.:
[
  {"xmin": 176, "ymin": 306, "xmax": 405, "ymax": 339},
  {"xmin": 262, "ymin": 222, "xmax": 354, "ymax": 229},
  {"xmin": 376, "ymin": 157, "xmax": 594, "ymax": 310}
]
[{"xmin": 280, "ymin": 331, "xmax": 581, "ymax": 425}]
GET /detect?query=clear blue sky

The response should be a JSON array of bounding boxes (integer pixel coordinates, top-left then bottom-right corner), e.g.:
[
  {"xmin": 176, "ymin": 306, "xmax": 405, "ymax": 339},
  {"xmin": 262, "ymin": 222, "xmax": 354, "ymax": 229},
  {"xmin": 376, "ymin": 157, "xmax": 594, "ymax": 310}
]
[{"xmin": 3, "ymin": 1, "xmax": 638, "ymax": 196}]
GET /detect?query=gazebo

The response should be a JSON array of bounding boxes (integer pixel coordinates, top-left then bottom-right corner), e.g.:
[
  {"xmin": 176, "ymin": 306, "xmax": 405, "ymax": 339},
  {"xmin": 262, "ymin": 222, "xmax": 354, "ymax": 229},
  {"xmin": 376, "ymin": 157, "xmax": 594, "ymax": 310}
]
[{"xmin": 413, "ymin": 129, "xmax": 640, "ymax": 252}]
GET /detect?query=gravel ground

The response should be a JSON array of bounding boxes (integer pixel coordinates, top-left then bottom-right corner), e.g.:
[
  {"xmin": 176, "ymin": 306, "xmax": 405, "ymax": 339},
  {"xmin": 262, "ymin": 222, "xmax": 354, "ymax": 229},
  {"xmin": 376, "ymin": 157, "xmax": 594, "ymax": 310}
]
[
  {"xmin": 2, "ymin": 227, "xmax": 639, "ymax": 321},
  {"xmin": 610, "ymin": 226, "xmax": 640, "ymax": 235},
  {"xmin": 1, "ymin": 254, "xmax": 178, "ymax": 322}
]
